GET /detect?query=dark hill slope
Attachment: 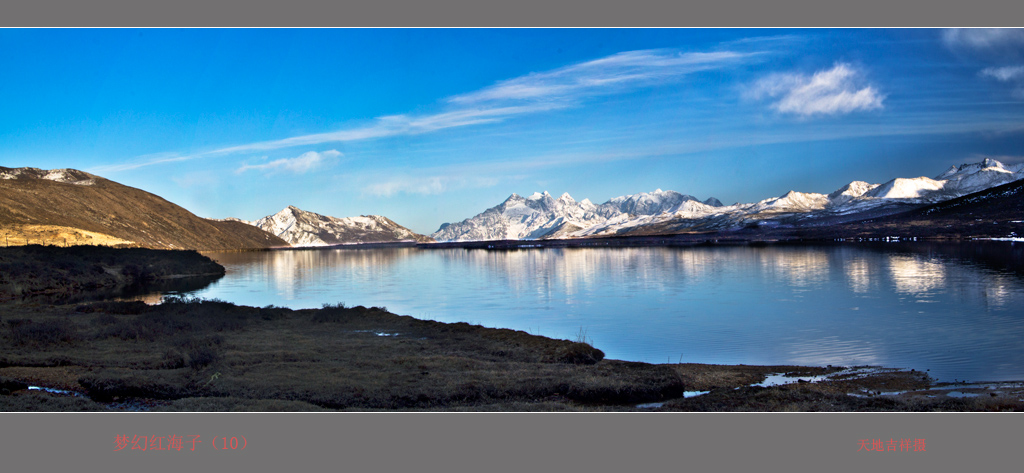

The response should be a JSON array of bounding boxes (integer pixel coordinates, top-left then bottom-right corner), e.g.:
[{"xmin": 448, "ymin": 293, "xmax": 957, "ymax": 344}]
[
  {"xmin": 576, "ymin": 178, "xmax": 1024, "ymax": 243},
  {"xmin": 743, "ymin": 177, "xmax": 1024, "ymax": 241},
  {"xmin": 0, "ymin": 167, "xmax": 288, "ymax": 250},
  {"xmin": 829, "ymin": 177, "xmax": 1024, "ymax": 239}
]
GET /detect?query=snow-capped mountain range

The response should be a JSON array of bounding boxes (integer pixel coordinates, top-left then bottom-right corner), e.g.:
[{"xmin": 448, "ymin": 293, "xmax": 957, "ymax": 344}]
[
  {"xmin": 235, "ymin": 206, "xmax": 434, "ymax": 246},
  {"xmin": 431, "ymin": 158, "xmax": 1024, "ymax": 241},
  {"xmin": 431, "ymin": 189, "xmax": 723, "ymax": 241}
]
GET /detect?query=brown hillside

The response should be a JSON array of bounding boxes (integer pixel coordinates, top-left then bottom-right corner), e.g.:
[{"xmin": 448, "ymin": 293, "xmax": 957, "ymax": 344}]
[{"xmin": 0, "ymin": 167, "xmax": 289, "ymax": 250}]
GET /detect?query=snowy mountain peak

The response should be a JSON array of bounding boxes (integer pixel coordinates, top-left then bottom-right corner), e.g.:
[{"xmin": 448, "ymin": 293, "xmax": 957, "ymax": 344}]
[
  {"xmin": 937, "ymin": 158, "xmax": 1017, "ymax": 180},
  {"xmin": 761, "ymin": 190, "xmax": 829, "ymax": 211},
  {"xmin": 244, "ymin": 205, "xmax": 433, "ymax": 246},
  {"xmin": 501, "ymin": 193, "xmax": 527, "ymax": 206},
  {"xmin": 937, "ymin": 165, "xmax": 959, "ymax": 180},
  {"xmin": 981, "ymin": 157, "xmax": 1006, "ymax": 169},
  {"xmin": 827, "ymin": 181, "xmax": 880, "ymax": 207}
]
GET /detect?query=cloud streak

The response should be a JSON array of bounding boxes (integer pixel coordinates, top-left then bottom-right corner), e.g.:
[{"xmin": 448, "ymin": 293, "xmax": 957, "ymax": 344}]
[
  {"xmin": 362, "ymin": 175, "xmax": 500, "ymax": 197},
  {"xmin": 96, "ymin": 47, "xmax": 758, "ymax": 173},
  {"xmin": 943, "ymin": 28, "xmax": 1024, "ymax": 50},
  {"xmin": 236, "ymin": 150, "xmax": 341, "ymax": 175},
  {"xmin": 980, "ymin": 65, "xmax": 1024, "ymax": 98},
  {"xmin": 749, "ymin": 63, "xmax": 885, "ymax": 117},
  {"xmin": 450, "ymin": 49, "xmax": 753, "ymax": 104}
]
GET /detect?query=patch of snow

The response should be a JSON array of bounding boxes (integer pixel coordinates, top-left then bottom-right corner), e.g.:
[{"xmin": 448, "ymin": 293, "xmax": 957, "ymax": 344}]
[
  {"xmin": 755, "ymin": 373, "xmax": 833, "ymax": 387},
  {"xmin": 0, "ymin": 167, "xmax": 96, "ymax": 185},
  {"xmin": 865, "ymin": 177, "xmax": 946, "ymax": 199}
]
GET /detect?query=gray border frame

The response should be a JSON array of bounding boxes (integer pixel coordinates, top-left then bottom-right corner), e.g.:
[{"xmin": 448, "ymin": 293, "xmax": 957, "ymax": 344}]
[
  {"xmin": 4, "ymin": 412, "xmax": 1020, "ymax": 471},
  {"xmin": 2, "ymin": 0, "xmax": 1024, "ymax": 27},
  {"xmin": 3, "ymin": 0, "xmax": 1024, "ymax": 471}
]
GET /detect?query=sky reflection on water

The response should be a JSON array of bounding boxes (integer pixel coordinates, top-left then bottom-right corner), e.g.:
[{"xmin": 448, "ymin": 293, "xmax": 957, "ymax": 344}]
[{"xmin": 194, "ymin": 243, "xmax": 1024, "ymax": 382}]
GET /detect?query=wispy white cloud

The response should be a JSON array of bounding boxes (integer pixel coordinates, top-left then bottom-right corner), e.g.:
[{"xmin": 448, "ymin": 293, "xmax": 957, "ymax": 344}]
[
  {"xmin": 981, "ymin": 65, "xmax": 1024, "ymax": 82},
  {"xmin": 98, "ymin": 48, "xmax": 759, "ymax": 174},
  {"xmin": 942, "ymin": 29, "xmax": 1024, "ymax": 99},
  {"xmin": 362, "ymin": 175, "xmax": 500, "ymax": 197},
  {"xmin": 748, "ymin": 63, "xmax": 884, "ymax": 117},
  {"xmin": 450, "ymin": 49, "xmax": 753, "ymax": 104},
  {"xmin": 980, "ymin": 65, "xmax": 1024, "ymax": 98},
  {"xmin": 943, "ymin": 28, "xmax": 1024, "ymax": 50},
  {"xmin": 236, "ymin": 150, "xmax": 341, "ymax": 175}
]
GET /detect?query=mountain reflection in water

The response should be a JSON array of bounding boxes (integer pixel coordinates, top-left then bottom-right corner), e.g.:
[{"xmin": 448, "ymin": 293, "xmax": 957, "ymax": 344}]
[{"xmin": 193, "ymin": 242, "xmax": 1024, "ymax": 382}]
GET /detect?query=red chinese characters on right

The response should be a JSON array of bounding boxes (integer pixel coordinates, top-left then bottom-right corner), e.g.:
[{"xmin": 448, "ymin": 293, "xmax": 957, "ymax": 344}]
[{"xmin": 857, "ymin": 438, "xmax": 926, "ymax": 452}]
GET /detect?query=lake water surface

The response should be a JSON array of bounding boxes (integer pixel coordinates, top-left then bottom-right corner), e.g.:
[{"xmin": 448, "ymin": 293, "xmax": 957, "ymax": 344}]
[{"xmin": 187, "ymin": 242, "xmax": 1024, "ymax": 383}]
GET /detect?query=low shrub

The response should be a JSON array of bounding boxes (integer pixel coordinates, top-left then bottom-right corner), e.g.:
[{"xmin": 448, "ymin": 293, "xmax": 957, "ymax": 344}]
[
  {"xmin": 76, "ymin": 301, "xmax": 149, "ymax": 315},
  {"xmin": 0, "ymin": 377, "xmax": 29, "ymax": 393},
  {"xmin": 78, "ymin": 369, "xmax": 206, "ymax": 401},
  {"xmin": 6, "ymin": 318, "xmax": 78, "ymax": 345},
  {"xmin": 544, "ymin": 342, "xmax": 605, "ymax": 365}
]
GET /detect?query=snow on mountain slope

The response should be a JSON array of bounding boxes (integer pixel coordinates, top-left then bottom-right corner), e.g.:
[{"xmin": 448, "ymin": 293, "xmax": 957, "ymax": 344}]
[
  {"xmin": 430, "ymin": 158, "xmax": 1024, "ymax": 242},
  {"xmin": 0, "ymin": 167, "xmax": 98, "ymax": 186},
  {"xmin": 431, "ymin": 190, "xmax": 724, "ymax": 241},
  {"xmin": 753, "ymin": 191, "xmax": 830, "ymax": 212},
  {"xmin": 594, "ymin": 189, "xmax": 707, "ymax": 218},
  {"xmin": 247, "ymin": 206, "xmax": 434, "ymax": 246},
  {"xmin": 864, "ymin": 177, "xmax": 947, "ymax": 199},
  {"xmin": 936, "ymin": 158, "xmax": 1023, "ymax": 195},
  {"xmin": 861, "ymin": 158, "xmax": 1023, "ymax": 202},
  {"xmin": 431, "ymin": 192, "xmax": 607, "ymax": 241},
  {"xmin": 827, "ymin": 181, "xmax": 880, "ymax": 207}
]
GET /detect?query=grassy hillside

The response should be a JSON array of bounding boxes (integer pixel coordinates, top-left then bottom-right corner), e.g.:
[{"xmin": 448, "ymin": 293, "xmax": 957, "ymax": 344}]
[{"xmin": 0, "ymin": 167, "xmax": 288, "ymax": 250}]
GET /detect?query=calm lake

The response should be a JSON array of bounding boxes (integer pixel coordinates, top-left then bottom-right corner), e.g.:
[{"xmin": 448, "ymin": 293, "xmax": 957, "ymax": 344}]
[{"xmin": 186, "ymin": 242, "xmax": 1024, "ymax": 383}]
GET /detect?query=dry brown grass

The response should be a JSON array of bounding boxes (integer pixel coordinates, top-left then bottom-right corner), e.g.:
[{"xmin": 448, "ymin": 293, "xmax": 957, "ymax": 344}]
[
  {"xmin": 0, "ymin": 298, "xmax": 685, "ymax": 411},
  {"xmin": 0, "ymin": 225, "xmax": 135, "ymax": 247}
]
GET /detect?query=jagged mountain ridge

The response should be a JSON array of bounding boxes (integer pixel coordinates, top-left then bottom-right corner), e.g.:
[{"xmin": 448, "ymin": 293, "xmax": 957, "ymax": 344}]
[
  {"xmin": 431, "ymin": 158, "xmax": 1024, "ymax": 241},
  {"xmin": 0, "ymin": 166, "xmax": 289, "ymax": 250},
  {"xmin": 242, "ymin": 206, "xmax": 435, "ymax": 246},
  {"xmin": 431, "ymin": 189, "xmax": 725, "ymax": 241}
]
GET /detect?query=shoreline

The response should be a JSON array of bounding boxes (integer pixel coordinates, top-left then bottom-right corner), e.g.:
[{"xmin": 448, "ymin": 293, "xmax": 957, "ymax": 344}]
[
  {"xmin": 3, "ymin": 297, "xmax": 1023, "ymax": 412},
  {"xmin": 3, "ymin": 245, "xmax": 1023, "ymax": 412}
]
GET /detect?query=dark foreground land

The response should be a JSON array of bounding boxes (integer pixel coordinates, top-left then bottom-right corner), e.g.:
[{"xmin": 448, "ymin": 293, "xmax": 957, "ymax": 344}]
[{"xmin": 2, "ymin": 246, "xmax": 1023, "ymax": 412}]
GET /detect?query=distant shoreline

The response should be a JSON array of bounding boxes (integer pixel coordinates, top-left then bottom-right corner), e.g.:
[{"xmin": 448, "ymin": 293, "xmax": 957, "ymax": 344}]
[{"xmin": 228, "ymin": 231, "xmax": 999, "ymax": 253}]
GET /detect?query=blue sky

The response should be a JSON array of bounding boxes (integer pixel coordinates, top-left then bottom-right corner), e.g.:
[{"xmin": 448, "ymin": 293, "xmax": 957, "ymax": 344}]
[{"xmin": 2, "ymin": 28, "xmax": 1023, "ymax": 234}]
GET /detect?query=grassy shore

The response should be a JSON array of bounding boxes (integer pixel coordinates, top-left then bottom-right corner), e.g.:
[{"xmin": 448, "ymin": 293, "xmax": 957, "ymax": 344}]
[
  {"xmin": 2, "ymin": 246, "xmax": 1022, "ymax": 411},
  {"xmin": 0, "ymin": 245, "xmax": 224, "ymax": 302}
]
